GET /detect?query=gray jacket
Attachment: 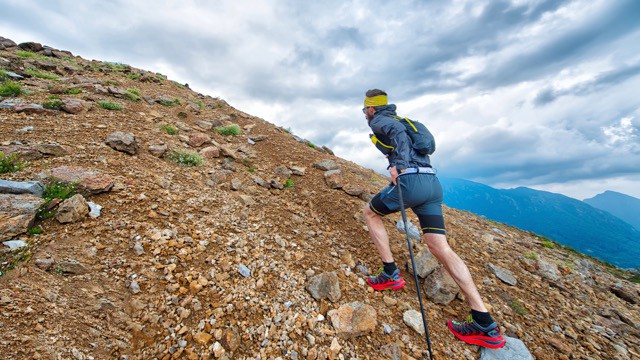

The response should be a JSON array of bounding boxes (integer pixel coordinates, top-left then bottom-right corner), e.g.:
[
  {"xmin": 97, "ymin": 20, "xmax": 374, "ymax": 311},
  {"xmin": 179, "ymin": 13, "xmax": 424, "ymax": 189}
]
[{"xmin": 369, "ymin": 104, "xmax": 431, "ymax": 171}]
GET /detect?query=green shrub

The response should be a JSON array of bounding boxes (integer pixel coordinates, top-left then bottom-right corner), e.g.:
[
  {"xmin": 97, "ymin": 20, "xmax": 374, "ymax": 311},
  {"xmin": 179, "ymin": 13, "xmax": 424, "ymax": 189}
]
[
  {"xmin": 15, "ymin": 50, "xmax": 36, "ymax": 58},
  {"xmin": 125, "ymin": 74, "xmax": 141, "ymax": 80},
  {"xmin": 37, "ymin": 179, "xmax": 77, "ymax": 220},
  {"xmin": 43, "ymin": 100, "xmax": 64, "ymax": 110},
  {"xmin": 247, "ymin": 166, "xmax": 255, "ymax": 173},
  {"xmin": 195, "ymin": 100, "xmax": 205, "ymax": 108},
  {"xmin": 216, "ymin": 124, "xmax": 242, "ymax": 136},
  {"xmin": 509, "ymin": 300, "xmax": 527, "ymax": 316},
  {"xmin": 0, "ymin": 81, "xmax": 22, "ymax": 97},
  {"xmin": 167, "ymin": 150, "xmax": 203, "ymax": 167},
  {"xmin": 47, "ymin": 95, "xmax": 61, "ymax": 99},
  {"xmin": 523, "ymin": 251, "xmax": 538, "ymax": 260},
  {"xmin": 104, "ymin": 61, "xmax": 129, "ymax": 69},
  {"xmin": 173, "ymin": 81, "xmax": 185, "ymax": 89},
  {"xmin": 99, "ymin": 101, "xmax": 123, "ymax": 110},
  {"xmin": 158, "ymin": 98, "xmax": 180, "ymax": 107},
  {"xmin": 541, "ymin": 239, "xmax": 555, "ymax": 249},
  {"xmin": 161, "ymin": 124, "xmax": 178, "ymax": 135},
  {"xmin": 24, "ymin": 69, "xmax": 59, "ymax": 80},
  {"xmin": 28, "ymin": 227, "xmax": 43, "ymax": 235},
  {"xmin": 284, "ymin": 179, "xmax": 295, "ymax": 188},
  {"xmin": 307, "ymin": 142, "xmax": 316, "ymax": 148},
  {"xmin": 123, "ymin": 88, "xmax": 140, "ymax": 101},
  {"xmin": 65, "ymin": 88, "xmax": 81, "ymax": 95},
  {"xmin": 177, "ymin": 112, "xmax": 187, "ymax": 119},
  {"xmin": 0, "ymin": 152, "xmax": 26, "ymax": 174}
]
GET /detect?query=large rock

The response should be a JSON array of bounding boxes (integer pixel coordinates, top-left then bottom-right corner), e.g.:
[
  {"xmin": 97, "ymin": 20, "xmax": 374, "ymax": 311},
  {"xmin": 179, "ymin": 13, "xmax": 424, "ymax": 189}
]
[
  {"xmin": 0, "ymin": 36, "xmax": 17, "ymax": 49},
  {"xmin": 187, "ymin": 132, "xmax": 211, "ymax": 147},
  {"xmin": 423, "ymin": 266, "xmax": 459, "ymax": 305},
  {"xmin": 324, "ymin": 169, "xmax": 343, "ymax": 189},
  {"xmin": 407, "ymin": 245, "xmax": 439, "ymax": 278},
  {"xmin": 33, "ymin": 144, "xmax": 69, "ymax": 157},
  {"xmin": 328, "ymin": 302, "xmax": 377, "ymax": 338},
  {"xmin": 536, "ymin": 257, "xmax": 560, "ymax": 282},
  {"xmin": 314, "ymin": 159, "xmax": 339, "ymax": 171},
  {"xmin": 305, "ymin": 271, "xmax": 341, "ymax": 302},
  {"xmin": 61, "ymin": 98, "xmax": 86, "ymax": 114},
  {"xmin": 480, "ymin": 336, "xmax": 533, "ymax": 360},
  {"xmin": 46, "ymin": 166, "xmax": 114, "ymax": 196},
  {"xmin": 403, "ymin": 310, "xmax": 425, "ymax": 335},
  {"xmin": 487, "ymin": 263, "xmax": 517, "ymax": 286},
  {"xmin": 0, "ymin": 180, "xmax": 45, "ymax": 196},
  {"xmin": 0, "ymin": 194, "xmax": 45, "ymax": 241},
  {"xmin": 105, "ymin": 132, "xmax": 139, "ymax": 155},
  {"xmin": 396, "ymin": 219, "xmax": 421, "ymax": 242},
  {"xmin": 55, "ymin": 194, "xmax": 89, "ymax": 223}
]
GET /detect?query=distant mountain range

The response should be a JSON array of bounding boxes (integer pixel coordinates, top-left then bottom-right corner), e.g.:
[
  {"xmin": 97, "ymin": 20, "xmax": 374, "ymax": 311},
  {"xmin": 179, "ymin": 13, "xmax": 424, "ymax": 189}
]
[
  {"xmin": 439, "ymin": 178, "xmax": 640, "ymax": 269},
  {"xmin": 584, "ymin": 190, "xmax": 640, "ymax": 230}
]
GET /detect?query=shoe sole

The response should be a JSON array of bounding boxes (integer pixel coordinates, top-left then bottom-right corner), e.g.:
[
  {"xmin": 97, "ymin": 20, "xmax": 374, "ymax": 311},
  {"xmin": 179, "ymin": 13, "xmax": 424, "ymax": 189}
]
[
  {"xmin": 367, "ymin": 279, "xmax": 406, "ymax": 291},
  {"xmin": 447, "ymin": 321, "xmax": 507, "ymax": 349}
]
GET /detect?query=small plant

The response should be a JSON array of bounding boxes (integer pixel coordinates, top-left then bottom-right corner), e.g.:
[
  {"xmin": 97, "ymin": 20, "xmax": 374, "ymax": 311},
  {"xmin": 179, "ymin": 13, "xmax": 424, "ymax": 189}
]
[
  {"xmin": 541, "ymin": 239, "xmax": 555, "ymax": 249},
  {"xmin": 284, "ymin": 127, "xmax": 293, "ymax": 134},
  {"xmin": 104, "ymin": 61, "xmax": 129, "ymax": 69},
  {"xmin": 125, "ymin": 74, "xmax": 141, "ymax": 80},
  {"xmin": 216, "ymin": 124, "xmax": 242, "ymax": 136},
  {"xmin": 65, "ymin": 88, "xmax": 82, "ymax": 95},
  {"xmin": 24, "ymin": 69, "xmax": 59, "ymax": 80},
  {"xmin": 247, "ymin": 166, "xmax": 255, "ymax": 173},
  {"xmin": 195, "ymin": 100, "xmax": 205, "ymax": 108},
  {"xmin": 307, "ymin": 142, "xmax": 316, "ymax": 148},
  {"xmin": 123, "ymin": 88, "xmax": 140, "ymax": 101},
  {"xmin": 36, "ymin": 179, "xmax": 77, "ymax": 220},
  {"xmin": 509, "ymin": 300, "xmax": 527, "ymax": 316},
  {"xmin": 172, "ymin": 81, "xmax": 185, "ymax": 89},
  {"xmin": 523, "ymin": 251, "xmax": 538, "ymax": 260},
  {"xmin": 28, "ymin": 227, "xmax": 43, "ymax": 235},
  {"xmin": 167, "ymin": 150, "xmax": 203, "ymax": 167},
  {"xmin": 47, "ymin": 95, "xmax": 61, "ymax": 99},
  {"xmin": 105, "ymin": 80, "xmax": 118, "ymax": 86},
  {"xmin": 15, "ymin": 50, "xmax": 36, "ymax": 58},
  {"xmin": 161, "ymin": 124, "xmax": 178, "ymax": 135},
  {"xmin": 0, "ymin": 81, "xmax": 22, "ymax": 97},
  {"xmin": 158, "ymin": 98, "xmax": 180, "ymax": 107},
  {"xmin": 0, "ymin": 152, "xmax": 26, "ymax": 173},
  {"xmin": 177, "ymin": 112, "xmax": 187, "ymax": 119},
  {"xmin": 284, "ymin": 179, "xmax": 295, "ymax": 188},
  {"xmin": 99, "ymin": 101, "xmax": 123, "ymax": 110},
  {"xmin": 43, "ymin": 100, "xmax": 64, "ymax": 110}
]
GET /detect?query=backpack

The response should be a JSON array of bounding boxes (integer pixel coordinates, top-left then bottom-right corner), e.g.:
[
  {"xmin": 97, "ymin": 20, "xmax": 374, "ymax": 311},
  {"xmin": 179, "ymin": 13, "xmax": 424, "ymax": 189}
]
[{"xmin": 370, "ymin": 116, "xmax": 436, "ymax": 155}]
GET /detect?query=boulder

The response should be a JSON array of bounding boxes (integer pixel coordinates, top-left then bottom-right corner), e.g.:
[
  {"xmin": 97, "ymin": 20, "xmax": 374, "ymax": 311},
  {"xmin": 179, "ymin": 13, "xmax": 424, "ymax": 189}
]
[
  {"xmin": 0, "ymin": 180, "xmax": 45, "ymax": 197},
  {"xmin": 33, "ymin": 144, "xmax": 69, "ymax": 157},
  {"xmin": 55, "ymin": 194, "xmax": 89, "ymax": 223},
  {"xmin": 403, "ymin": 309, "xmax": 425, "ymax": 335},
  {"xmin": 187, "ymin": 132, "xmax": 211, "ymax": 147},
  {"xmin": 324, "ymin": 169, "xmax": 343, "ymax": 189},
  {"xmin": 46, "ymin": 166, "xmax": 114, "ymax": 196},
  {"xmin": 423, "ymin": 266, "xmax": 459, "ymax": 305},
  {"xmin": 480, "ymin": 336, "xmax": 533, "ymax": 360},
  {"xmin": 306, "ymin": 272, "xmax": 341, "ymax": 302},
  {"xmin": 148, "ymin": 145, "xmax": 168, "ymax": 157},
  {"xmin": 487, "ymin": 263, "xmax": 517, "ymax": 286},
  {"xmin": 0, "ymin": 194, "xmax": 45, "ymax": 241},
  {"xmin": 314, "ymin": 159, "xmax": 339, "ymax": 171},
  {"xmin": 328, "ymin": 301, "xmax": 377, "ymax": 338},
  {"xmin": 199, "ymin": 146, "xmax": 220, "ymax": 159},
  {"xmin": 408, "ymin": 245, "xmax": 439, "ymax": 278},
  {"xmin": 14, "ymin": 103, "xmax": 47, "ymax": 114},
  {"xmin": 61, "ymin": 98, "xmax": 86, "ymax": 114},
  {"xmin": 105, "ymin": 132, "xmax": 139, "ymax": 155}
]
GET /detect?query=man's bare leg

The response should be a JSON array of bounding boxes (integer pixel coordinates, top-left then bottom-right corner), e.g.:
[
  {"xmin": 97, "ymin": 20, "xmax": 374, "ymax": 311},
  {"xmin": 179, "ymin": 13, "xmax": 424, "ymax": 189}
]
[
  {"xmin": 423, "ymin": 233, "xmax": 487, "ymax": 312},
  {"xmin": 363, "ymin": 205, "xmax": 393, "ymax": 262}
]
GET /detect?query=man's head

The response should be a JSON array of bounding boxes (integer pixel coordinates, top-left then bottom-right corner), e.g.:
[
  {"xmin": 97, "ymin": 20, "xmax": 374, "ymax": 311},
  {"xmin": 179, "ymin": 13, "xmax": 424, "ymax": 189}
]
[{"xmin": 363, "ymin": 89, "xmax": 388, "ymax": 122}]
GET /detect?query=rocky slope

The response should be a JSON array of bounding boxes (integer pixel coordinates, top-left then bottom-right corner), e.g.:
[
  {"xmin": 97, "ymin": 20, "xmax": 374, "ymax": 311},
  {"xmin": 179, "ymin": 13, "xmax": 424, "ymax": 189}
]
[{"xmin": 1, "ymin": 36, "xmax": 639, "ymax": 360}]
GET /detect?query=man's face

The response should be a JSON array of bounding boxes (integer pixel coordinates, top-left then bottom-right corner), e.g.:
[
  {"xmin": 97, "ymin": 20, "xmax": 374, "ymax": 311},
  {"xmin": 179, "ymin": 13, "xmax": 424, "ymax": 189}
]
[{"xmin": 363, "ymin": 107, "xmax": 375, "ymax": 122}]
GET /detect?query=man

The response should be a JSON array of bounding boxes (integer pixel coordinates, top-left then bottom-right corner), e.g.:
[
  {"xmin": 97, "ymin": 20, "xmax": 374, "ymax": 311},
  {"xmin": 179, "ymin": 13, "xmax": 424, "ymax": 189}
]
[{"xmin": 361, "ymin": 89, "xmax": 506, "ymax": 349}]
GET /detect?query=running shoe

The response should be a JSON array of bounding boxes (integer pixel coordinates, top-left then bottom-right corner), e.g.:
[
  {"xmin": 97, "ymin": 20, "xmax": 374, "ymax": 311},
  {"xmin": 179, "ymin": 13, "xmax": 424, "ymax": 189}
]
[
  {"xmin": 366, "ymin": 268, "xmax": 406, "ymax": 291},
  {"xmin": 447, "ymin": 315, "xmax": 506, "ymax": 349}
]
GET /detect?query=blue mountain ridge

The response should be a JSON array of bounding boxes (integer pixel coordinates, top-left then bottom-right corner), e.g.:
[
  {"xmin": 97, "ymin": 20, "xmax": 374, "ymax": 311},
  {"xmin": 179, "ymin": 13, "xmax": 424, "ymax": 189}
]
[
  {"xmin": 584, "ymin": 190, "xmax": 640, "ymax": 230},
  {"xmin": 439, "ymin": 177, "xmax": 640, "ymax": 269}
]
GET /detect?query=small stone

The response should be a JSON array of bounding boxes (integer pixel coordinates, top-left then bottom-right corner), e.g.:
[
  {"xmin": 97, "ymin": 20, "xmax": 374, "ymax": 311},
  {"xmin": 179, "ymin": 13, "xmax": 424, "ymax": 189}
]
[
  {"xmin": 327, "ymin": 301, "xmax": 377, "ymax": 338},
  {"xmin": 148, "ymin": 145, "xmax": 168, "ymax": 157},
  {"xmin": 313, "ymin": 159, "xmax": 338, "ymax": 171},
  {"xmin": 382, "ymin": 323, "xmax": 393, "ymax": 334},
  {"xmin": 87, "ymin": 201, "xmax": 102, "ymax": 218},
  {"xmin": 487, "ymin": 263, "xmax": 517, "ymax": 286},
  {"xmin": 55, "ymin": 194, "xmax": 89, "ymax": 223},
  {"xmin": 306, "ymin": 272, "xmax": 341, "ymax": 302},
  {"xmin": 133, "ymin": 242, "xmax": 145, "ymax": 256},
  {"xmin": 193, "ymin": 332, "xmax": 212, "ymax": 346},
  {"xmin": 129, "ymin": 279, "xmax": 141, "ymax": 294},
  {"xmin": 34, "ymin": 257, "xmax": 55, "ymax": 270},
  {"xmin": 238, "ymin": 264, "xmax": 251, "ymax": 277},
  {"xmin": 403, "ymin": 310, "xmax": 425, "ymax": 335},
  {"xmin": 105, "ymin": 132, "xmax": 138, "ymax": 155}
]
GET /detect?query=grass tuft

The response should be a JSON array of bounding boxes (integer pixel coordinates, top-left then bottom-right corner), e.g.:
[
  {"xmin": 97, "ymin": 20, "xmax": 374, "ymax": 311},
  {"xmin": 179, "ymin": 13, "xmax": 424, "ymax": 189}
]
[
  {"xmin": 36, "ymin": 179, "xmax": 77, "ymax": 220},
  {"xmin": 24, "ymin": 69, "xmax": 59, "ymax": 80},
  {"xmin": 161, "ymin": 124, "xmax": 178, "ymax": 135},
  {"xmin": 167, "ymin": 150, "xmax": 203, "ymax": 167},
  {"xmin": 158, "ymin": 98, "xmax": 180, "ymax": 107},
  {"xmin": 99, "ymin": 101, "xmax": 123, "ymax": 110},
  {"xmin": 65, "ymin": 88, "xmax": 82, "ymax": 95},
  {"xmin": 216, "ymin": 124, "xmax": 242, "ymax": 136},
  {"xmin": 0, "ymin": 81, "xmax": 22, "ymax": 97},
  {"xmin": 284, "ymin": 179, "xmax": 295, "ymax": 188},
  {"xmin": 523, "ymin": 251, "xmax": 538, "ymax": 260},
  {"xmin": 43, "ymin": 100, "xmax": 64, "ymax": 110},
  {"xmin": 123, "ymin": 88, "xmax": 141, "ymax": 101},
  {"xmin": 0, "ymin": 152, "xmax": 26, "ymax": 174},
  {"xmin": 509, "ymin": 300, "xmax": 527, "ymax": 316}
]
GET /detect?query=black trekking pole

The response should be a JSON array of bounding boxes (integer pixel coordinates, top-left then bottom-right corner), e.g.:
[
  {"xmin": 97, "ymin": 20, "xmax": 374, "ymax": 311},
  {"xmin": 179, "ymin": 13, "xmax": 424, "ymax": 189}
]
[{"xmin": 396, "ymin": 176, "xmax": 435, "ymax": 360}]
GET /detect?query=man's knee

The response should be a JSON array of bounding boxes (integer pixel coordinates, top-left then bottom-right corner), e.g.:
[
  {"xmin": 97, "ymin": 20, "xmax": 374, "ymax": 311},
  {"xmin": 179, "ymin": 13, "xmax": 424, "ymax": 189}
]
[
  {"xmin": 362, "ymin": 203, "xmax": 375, "ymax": 219},
  {"xmin": 422, "ymin": 233, "xmax": 449, "ymax": 257}
]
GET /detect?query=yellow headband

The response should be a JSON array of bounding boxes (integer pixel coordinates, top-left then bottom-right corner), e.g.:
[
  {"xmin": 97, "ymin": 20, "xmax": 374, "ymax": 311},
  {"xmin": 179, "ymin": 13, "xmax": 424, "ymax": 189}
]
[{"xmin": 364, "ymin": 95, "xmax": 388, "ymax": 107}]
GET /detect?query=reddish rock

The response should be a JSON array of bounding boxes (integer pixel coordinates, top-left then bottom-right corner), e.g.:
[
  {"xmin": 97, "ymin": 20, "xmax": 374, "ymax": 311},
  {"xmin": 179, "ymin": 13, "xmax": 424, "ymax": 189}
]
[
  {"xmin": 199, "ymin": 146, "xmax": 220, "ymax": 159},
  {"xmin": 14, "ymin": 104, "xmax": 47, "ymax": 114},
  {"xmin": 61, "ymin": 98, "xmax": 86, "ymax": 114},
  {"xmin": 148, "ymin": 145, "xmax": 168, "ymax": 157},
  {"xmin": 324, "ymin": 169, "xmax": 343, "ymax": 189},
  {"xmin": 47, "ymin": 166, "xmax": 114, "ymax": 196},
  {"xmin": 0, "ymin": 194, "xmax": 45, "ymax": 241},
  {"xmin": 328, "ymin": 301, "xmax": 377, "ymax": 338},
  {"xmin": 188, "ymin": 133, "xmax": 211, "ymax": 147},
  {"xmin": 55, "ymin": 194, "xmax": 89, "ymax": 223},
  {"xmin": 105, "ymin": 132, "xmax": 139, "ymax": 155}
]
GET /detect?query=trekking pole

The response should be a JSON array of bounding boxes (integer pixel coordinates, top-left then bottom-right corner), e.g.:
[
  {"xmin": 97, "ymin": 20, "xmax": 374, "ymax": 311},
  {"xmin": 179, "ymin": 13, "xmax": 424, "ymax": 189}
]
[{"xmin": 396, "ymin": 176, "xmax": 435, "ymax": 360}]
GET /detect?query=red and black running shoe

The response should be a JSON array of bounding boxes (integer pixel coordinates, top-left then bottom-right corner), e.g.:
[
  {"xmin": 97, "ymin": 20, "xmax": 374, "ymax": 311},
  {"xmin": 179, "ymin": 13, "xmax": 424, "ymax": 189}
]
[
  {"xmin": 366, "ymin": 268, "xmax": 406, "ymax": 291},
  {"xmin": 447, "ymin": 315, "xmax": 507, "ymax": 349}
]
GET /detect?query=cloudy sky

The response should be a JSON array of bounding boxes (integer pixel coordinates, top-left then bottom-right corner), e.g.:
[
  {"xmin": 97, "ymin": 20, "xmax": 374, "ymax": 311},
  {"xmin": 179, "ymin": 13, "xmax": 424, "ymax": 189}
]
[{"xmin": 2, "ymin": 0, "xmax": 639, "ymax": 199}]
